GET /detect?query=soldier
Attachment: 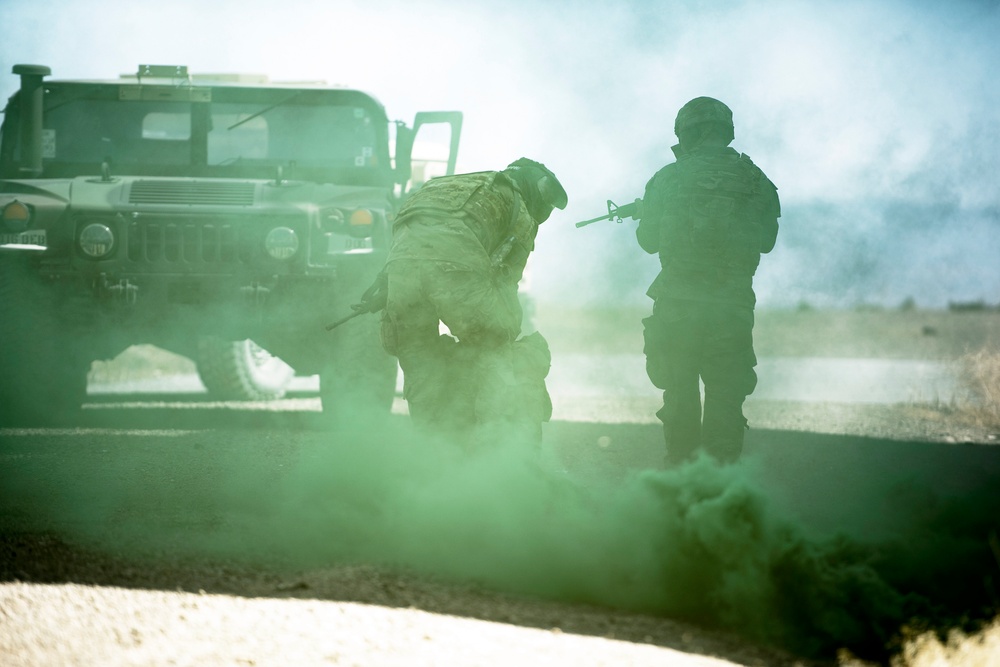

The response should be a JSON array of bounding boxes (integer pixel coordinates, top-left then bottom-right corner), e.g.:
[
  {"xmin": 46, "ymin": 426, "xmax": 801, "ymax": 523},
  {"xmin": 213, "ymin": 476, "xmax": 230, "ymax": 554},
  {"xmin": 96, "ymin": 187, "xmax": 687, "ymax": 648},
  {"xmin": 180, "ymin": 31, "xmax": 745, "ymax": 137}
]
[
  {"xmin": 637, "ymin": 97, "xmax": 780, "ymax": 465},
  {"xmin": 379, "ymin": 158, "xmax": 567, "ymax": 445}
]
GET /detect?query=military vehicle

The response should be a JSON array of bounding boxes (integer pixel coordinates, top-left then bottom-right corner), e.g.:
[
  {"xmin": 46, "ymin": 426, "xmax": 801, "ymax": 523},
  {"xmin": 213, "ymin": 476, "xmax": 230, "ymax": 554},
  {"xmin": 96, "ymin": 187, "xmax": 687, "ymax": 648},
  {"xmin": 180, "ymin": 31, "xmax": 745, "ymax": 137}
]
[{"xmin": 0, "ymin": 64, "xmax": 461, "ymax": 422}]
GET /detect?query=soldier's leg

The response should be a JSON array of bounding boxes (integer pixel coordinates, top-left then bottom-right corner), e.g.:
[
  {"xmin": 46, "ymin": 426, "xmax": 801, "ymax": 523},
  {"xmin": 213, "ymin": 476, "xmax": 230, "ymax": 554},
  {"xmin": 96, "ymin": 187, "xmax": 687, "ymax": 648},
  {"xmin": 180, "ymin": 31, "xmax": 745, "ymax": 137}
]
[
  {"xmin": 433, "ymin": 267, "xmax": 550, "ymax": 445},
  {"xmin": 644, "ymin": 300, "xmax": 703, "ymax": 466},
  {"xmin": 469, "ymin": 331, "xmax": 553, "ymax": 447},
  {"xmin": 432, "ymin": 264, "xmax": 522, "ymax": 347},
  {"xmin": 383, "ymin": 263, "xmax": 467, "ymax": 434},
  {"xmin": 700, "ymin": 305, "xmax": 757, "ymax": 463}
]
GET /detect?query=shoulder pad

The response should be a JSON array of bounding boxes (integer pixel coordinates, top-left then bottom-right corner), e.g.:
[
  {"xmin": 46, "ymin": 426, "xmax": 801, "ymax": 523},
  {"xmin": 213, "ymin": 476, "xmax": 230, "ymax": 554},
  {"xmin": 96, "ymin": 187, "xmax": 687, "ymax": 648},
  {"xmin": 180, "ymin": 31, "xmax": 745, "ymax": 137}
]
[
  {"xmin": 428, "ymin": 170, "xmax": 496, "ymax": 183},
  {"xmin": 739, "ymin": 152, "xmax": 777, "ymax": 190},
  {"xmin": 643, "ymin": 166, "xmax": 670, "ymax": 194}
]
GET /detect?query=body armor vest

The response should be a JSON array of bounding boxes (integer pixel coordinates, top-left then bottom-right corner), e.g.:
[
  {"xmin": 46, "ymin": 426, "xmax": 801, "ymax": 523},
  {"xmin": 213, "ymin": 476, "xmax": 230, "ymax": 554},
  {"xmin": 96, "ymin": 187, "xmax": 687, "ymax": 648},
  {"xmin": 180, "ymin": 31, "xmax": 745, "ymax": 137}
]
[
  {"xmin": 651, "ymin": 147, "xmax": 773, "ymax": 304},
  {"xmin": 396, "ymin": 172, "xmax": 507, "ymax": 235},
  {"xmin": 392, "ymin": 171, "xmax": 537, "ymax": 281}
]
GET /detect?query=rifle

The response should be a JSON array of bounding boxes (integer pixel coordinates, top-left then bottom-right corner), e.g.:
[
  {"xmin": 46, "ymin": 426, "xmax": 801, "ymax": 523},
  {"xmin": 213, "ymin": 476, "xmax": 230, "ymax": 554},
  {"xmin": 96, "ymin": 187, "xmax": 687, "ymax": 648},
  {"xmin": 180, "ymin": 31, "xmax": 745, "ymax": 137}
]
[
  {"xmin": 325, "ymin": 270, "xmax": 388, "ymax": 331},
  {"xmin": 574, "ymin": 198, "xmax": 643, "ymax": 228},
  {"xmin": 324, "ymin": 308, "xmax": 367, "ymax": 331}
]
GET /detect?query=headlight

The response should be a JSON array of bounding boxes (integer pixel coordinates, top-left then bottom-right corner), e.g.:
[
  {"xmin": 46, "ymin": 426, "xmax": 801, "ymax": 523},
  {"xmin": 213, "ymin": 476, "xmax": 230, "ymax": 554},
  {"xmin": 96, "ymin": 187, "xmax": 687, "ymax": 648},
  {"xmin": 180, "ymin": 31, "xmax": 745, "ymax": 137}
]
[
  {"xmin": 2, "ymin": 200, "xmax": 32, "ymax": 232},
  {"xmin": 349, "ymin": 208, "xmax": 374, "ymax": 238},
  {"xmin": 79, "ymin": 223, "xmax": 115, "ymax": 258},
  {"xmin": 264, "ymin": 226, "xmax": 299, "ymax": 260}
]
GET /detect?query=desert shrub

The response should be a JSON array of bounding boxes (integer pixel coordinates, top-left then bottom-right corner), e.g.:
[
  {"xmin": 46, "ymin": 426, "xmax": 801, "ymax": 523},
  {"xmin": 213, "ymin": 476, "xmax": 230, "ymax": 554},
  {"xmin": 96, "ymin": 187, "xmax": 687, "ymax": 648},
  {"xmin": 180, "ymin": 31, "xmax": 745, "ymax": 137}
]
[
  {"xmin": 958, "ymin": 348, "xmax": 1000, "ymax": 428},
  {"xmin": 948, "ymin": 300, "xmax": 990, "ymax": 312}
]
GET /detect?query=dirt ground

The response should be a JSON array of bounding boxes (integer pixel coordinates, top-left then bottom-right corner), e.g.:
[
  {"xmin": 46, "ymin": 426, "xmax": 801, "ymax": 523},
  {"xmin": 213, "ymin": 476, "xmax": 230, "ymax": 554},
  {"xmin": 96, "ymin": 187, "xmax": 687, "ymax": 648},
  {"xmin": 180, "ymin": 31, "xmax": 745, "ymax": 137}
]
[{"xmin": 2, "ymin": 307, "xmax": 999, "ymax": 667}]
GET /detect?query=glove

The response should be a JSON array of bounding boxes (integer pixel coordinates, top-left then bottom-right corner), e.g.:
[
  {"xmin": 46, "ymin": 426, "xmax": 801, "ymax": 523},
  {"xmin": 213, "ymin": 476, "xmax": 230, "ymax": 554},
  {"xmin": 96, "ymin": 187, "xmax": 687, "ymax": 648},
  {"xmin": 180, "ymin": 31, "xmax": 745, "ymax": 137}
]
[{"xmin": 353, "ymin": 270, "xmax": 388, "ymax": 313}]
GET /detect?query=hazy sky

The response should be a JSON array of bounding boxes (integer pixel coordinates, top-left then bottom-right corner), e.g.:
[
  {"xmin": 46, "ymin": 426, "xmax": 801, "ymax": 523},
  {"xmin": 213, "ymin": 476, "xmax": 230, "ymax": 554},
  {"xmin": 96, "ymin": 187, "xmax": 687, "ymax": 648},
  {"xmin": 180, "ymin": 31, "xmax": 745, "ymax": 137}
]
[{"xmin": 2, "ymin": 0, "xmax": 999, "ymax": 307}]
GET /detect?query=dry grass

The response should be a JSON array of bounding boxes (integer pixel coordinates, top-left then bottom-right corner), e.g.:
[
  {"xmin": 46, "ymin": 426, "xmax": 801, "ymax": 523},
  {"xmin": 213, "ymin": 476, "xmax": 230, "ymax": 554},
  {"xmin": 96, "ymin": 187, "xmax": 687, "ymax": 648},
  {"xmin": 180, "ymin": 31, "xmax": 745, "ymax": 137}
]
[
  {"xmin": 958, "ymin": 348, "xmax": 1000, "ymax": 429},
  {"xmin": 889, "ymin": 617, "xmax": 1000, "ymax": 667},
  {"xmin": 885, "ymin": 349, "xmax": 1000, "ymax": 667}
]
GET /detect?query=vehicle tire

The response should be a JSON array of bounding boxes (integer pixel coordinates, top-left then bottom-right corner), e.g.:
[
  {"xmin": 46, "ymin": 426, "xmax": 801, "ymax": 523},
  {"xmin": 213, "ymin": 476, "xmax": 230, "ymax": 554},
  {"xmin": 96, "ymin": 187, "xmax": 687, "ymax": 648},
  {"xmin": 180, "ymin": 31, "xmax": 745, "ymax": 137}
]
[
  {"xmin": 0, "ymin": 256, "xmax": 90, "ymax": 425},
  {"xmin": 195, "ymin": 337, "xmax": 295, "ymax": 401},
  {"xmin": 319, "ymin": 312, "xmax": 398, "ymax": 418}
]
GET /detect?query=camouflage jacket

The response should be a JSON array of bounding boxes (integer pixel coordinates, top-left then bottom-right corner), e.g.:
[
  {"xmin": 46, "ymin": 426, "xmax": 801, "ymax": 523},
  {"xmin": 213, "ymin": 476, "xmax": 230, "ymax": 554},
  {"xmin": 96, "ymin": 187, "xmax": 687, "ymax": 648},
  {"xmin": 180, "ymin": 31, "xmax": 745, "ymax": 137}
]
[
  {"xmin": 387, "ymin": 171, "xmax": 537, "ymax": 283},
  {"xmin": 636, "ymin": 144, "xmax": 780, "ymax": 307}
]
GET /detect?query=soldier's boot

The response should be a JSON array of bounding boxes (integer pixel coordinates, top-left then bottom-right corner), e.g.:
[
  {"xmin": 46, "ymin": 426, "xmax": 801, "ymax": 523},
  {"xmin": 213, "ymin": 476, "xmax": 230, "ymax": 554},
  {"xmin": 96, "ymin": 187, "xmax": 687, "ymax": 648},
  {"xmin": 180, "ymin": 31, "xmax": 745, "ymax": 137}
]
[
  {"xmin": 701, "ymin": 393, "xmax": 748, "ymax": 464},
  {"xmin": 658, "ymin": 391, "xmax": 702, "ymax": 467}
]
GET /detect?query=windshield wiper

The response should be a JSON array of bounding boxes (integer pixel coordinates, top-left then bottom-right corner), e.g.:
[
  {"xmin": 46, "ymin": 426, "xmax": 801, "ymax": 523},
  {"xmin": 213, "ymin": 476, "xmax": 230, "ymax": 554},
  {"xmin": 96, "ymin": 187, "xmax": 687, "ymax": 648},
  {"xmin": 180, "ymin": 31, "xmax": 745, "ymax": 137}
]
[{"xmin": 227, "ymin": 91, "xmax": 306, "ymax": 130}]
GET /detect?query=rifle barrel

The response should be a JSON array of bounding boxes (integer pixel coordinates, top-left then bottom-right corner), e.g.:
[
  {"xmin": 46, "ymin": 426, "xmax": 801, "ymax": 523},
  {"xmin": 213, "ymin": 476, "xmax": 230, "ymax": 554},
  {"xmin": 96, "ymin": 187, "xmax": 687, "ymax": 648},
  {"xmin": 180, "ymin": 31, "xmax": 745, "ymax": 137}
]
[
  {"xmin": 574, "ymin": 214, "xmax": 611, "ymax": 228},
  {"xmin": 325, "ymin": 308, "xmax": 365, "ymax": 331}
]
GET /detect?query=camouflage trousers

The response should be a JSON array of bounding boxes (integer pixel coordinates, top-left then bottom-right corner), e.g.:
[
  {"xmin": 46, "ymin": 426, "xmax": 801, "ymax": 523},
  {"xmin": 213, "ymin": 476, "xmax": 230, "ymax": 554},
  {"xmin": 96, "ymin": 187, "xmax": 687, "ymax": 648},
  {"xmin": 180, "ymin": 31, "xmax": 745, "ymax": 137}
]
[
  {"xmin": 643, "ymin": 297, "xmax": 758, "ymax": 465},
  {"xmin": 380, "ymin": 259, "xmax": 552, "ymax": 446}
]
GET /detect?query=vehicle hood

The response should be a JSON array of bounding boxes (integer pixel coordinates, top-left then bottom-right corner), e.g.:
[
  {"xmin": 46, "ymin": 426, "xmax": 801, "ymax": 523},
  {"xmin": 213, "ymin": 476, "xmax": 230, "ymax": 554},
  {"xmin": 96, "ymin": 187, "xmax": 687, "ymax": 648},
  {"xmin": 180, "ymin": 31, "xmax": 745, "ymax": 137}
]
[{"xmin": 7, "ymin": 176, "xmax": 392, "ymax": 213}]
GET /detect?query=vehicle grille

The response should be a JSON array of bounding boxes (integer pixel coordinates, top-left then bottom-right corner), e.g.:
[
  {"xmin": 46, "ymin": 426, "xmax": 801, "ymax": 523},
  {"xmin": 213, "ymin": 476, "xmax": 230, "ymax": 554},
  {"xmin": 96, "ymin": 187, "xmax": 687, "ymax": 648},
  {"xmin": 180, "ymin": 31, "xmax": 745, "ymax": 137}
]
[
  {"xmin": 126, "ymin": 219, "xmax": 258, "ymax": 264},
  {"xmin": 128, "ymin": 180, "xmax": 257, "ymax": 206}
]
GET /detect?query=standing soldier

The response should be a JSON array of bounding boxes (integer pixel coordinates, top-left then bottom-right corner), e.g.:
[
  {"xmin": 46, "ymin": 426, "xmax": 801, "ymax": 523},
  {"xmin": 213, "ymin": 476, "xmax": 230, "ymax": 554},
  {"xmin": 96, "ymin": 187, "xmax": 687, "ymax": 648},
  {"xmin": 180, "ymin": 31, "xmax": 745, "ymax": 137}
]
[
  {"xmin": 379, "ymin": 158, "xmax": 567, "ymax": 445},
  {"xmin": 637, "ymin": 97, "xmax": 780, "ymax": 465}
]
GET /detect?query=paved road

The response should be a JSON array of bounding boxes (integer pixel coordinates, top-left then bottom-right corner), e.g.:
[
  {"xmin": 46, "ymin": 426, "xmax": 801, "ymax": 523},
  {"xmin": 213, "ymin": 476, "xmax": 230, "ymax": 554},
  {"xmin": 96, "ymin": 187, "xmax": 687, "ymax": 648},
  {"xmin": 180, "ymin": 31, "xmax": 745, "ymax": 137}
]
[{"xmin": 87, "ymin": 355, "xmax": 962, "ymax": 423}]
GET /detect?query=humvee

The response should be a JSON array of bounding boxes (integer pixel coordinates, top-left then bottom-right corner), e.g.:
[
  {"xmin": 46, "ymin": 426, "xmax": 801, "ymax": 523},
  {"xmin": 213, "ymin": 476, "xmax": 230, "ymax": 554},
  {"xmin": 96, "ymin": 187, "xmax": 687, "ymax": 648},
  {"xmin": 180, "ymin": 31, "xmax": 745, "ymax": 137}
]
[{"xmin": 0, "ymin": 64, "xmax": 461, "ymax": 422}]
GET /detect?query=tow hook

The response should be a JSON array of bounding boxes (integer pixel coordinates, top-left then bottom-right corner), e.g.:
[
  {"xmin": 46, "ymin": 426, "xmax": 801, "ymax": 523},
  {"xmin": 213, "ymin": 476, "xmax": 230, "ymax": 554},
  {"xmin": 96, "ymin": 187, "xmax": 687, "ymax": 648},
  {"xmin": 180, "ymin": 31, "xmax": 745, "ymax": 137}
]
[
  {"xmin": 241, "ymin": 282, "xmax": 270, "ymax": 307},
  {"xmin": 100, "ymin": 275, "xmax": 138, "ymax": 305}
]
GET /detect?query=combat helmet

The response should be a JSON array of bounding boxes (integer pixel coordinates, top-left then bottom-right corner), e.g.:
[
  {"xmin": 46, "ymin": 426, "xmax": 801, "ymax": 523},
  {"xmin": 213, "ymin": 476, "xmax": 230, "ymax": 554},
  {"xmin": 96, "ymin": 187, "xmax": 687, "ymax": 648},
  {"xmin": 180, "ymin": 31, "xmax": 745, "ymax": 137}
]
[
  {"xmin": 506, "ymin": 158, "xmax": 567, "ymax": 209},
  {"xmin": 505, "ymin": 157, "xmax": 568, "ymax": 222},
  {"xmin": 673, "ymin": 97, "xmax": 734, "ymax": 137}
]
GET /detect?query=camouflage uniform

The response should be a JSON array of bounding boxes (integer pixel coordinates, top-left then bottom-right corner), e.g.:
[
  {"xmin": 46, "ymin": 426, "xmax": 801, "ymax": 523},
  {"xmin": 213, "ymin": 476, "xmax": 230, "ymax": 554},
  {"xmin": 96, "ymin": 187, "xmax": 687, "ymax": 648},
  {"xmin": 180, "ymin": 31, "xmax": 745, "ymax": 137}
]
[
  {"xmin": 637, "ymin": 98, "xmax": 780, "ymax": 465},
  {"xmin": 381, "ymin": 164, "xmax": 564, "ymax": 445}
]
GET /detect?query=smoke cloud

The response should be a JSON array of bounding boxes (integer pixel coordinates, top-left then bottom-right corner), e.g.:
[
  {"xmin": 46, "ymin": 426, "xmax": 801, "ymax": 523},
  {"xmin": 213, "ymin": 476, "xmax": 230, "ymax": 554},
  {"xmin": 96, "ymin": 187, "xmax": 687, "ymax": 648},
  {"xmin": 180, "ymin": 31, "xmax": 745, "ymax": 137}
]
[
  {"xmin": 3, "ymin": 418, "xmax": 998, "ymax": 660},
  {"xmin": 3, "ymin": 2, "xmax": 998, "ymax": 660},
  {"xmin": 2, "ymin": 0, "xmax": 998, "ymax": 307}
]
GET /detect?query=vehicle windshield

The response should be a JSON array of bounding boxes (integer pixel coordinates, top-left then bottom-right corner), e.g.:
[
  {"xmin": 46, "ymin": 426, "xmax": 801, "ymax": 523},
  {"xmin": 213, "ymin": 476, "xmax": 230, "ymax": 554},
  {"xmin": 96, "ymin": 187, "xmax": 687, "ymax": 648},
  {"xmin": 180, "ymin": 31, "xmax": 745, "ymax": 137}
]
[{"xmin": 25, "ymin": 84, "xmax": 390, "ymax": 183}]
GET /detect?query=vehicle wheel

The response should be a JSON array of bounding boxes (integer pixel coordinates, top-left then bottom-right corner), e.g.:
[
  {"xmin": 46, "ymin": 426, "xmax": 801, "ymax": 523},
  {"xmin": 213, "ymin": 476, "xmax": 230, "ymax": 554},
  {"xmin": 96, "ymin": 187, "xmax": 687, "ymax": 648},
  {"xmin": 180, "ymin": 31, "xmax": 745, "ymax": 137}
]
[
  {"xmin": 195, "ymin": 337, "xmax": 295, "ymax": 401},
  {"xmin": 319, "ymin": 313, "xmax": 398, "ymax": 417},
  {"xmin": 0, "ymin": 256, "xmax": 90, "ymax": 424}
]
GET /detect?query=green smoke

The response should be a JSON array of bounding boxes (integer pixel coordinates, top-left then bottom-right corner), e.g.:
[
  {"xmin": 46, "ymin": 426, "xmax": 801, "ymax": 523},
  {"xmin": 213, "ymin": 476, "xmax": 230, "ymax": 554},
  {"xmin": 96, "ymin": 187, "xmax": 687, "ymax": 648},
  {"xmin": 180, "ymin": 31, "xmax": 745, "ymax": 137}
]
[{"xmin": 1, "ymin": 416, "xmax": 997, "ymax": 660}]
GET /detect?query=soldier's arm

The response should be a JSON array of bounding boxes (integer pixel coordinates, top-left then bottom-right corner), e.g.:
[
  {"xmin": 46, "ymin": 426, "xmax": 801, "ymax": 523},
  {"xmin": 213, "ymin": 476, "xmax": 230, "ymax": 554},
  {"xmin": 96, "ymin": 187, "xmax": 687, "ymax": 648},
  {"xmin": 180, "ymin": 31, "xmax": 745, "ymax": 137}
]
[
  {"xmin": 635, "ymin": 172, "xmax": 666, "ymax": 254},
  {"xmin": 759, "ymin": 178, "xmax": 781, "ymax": 254}
]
